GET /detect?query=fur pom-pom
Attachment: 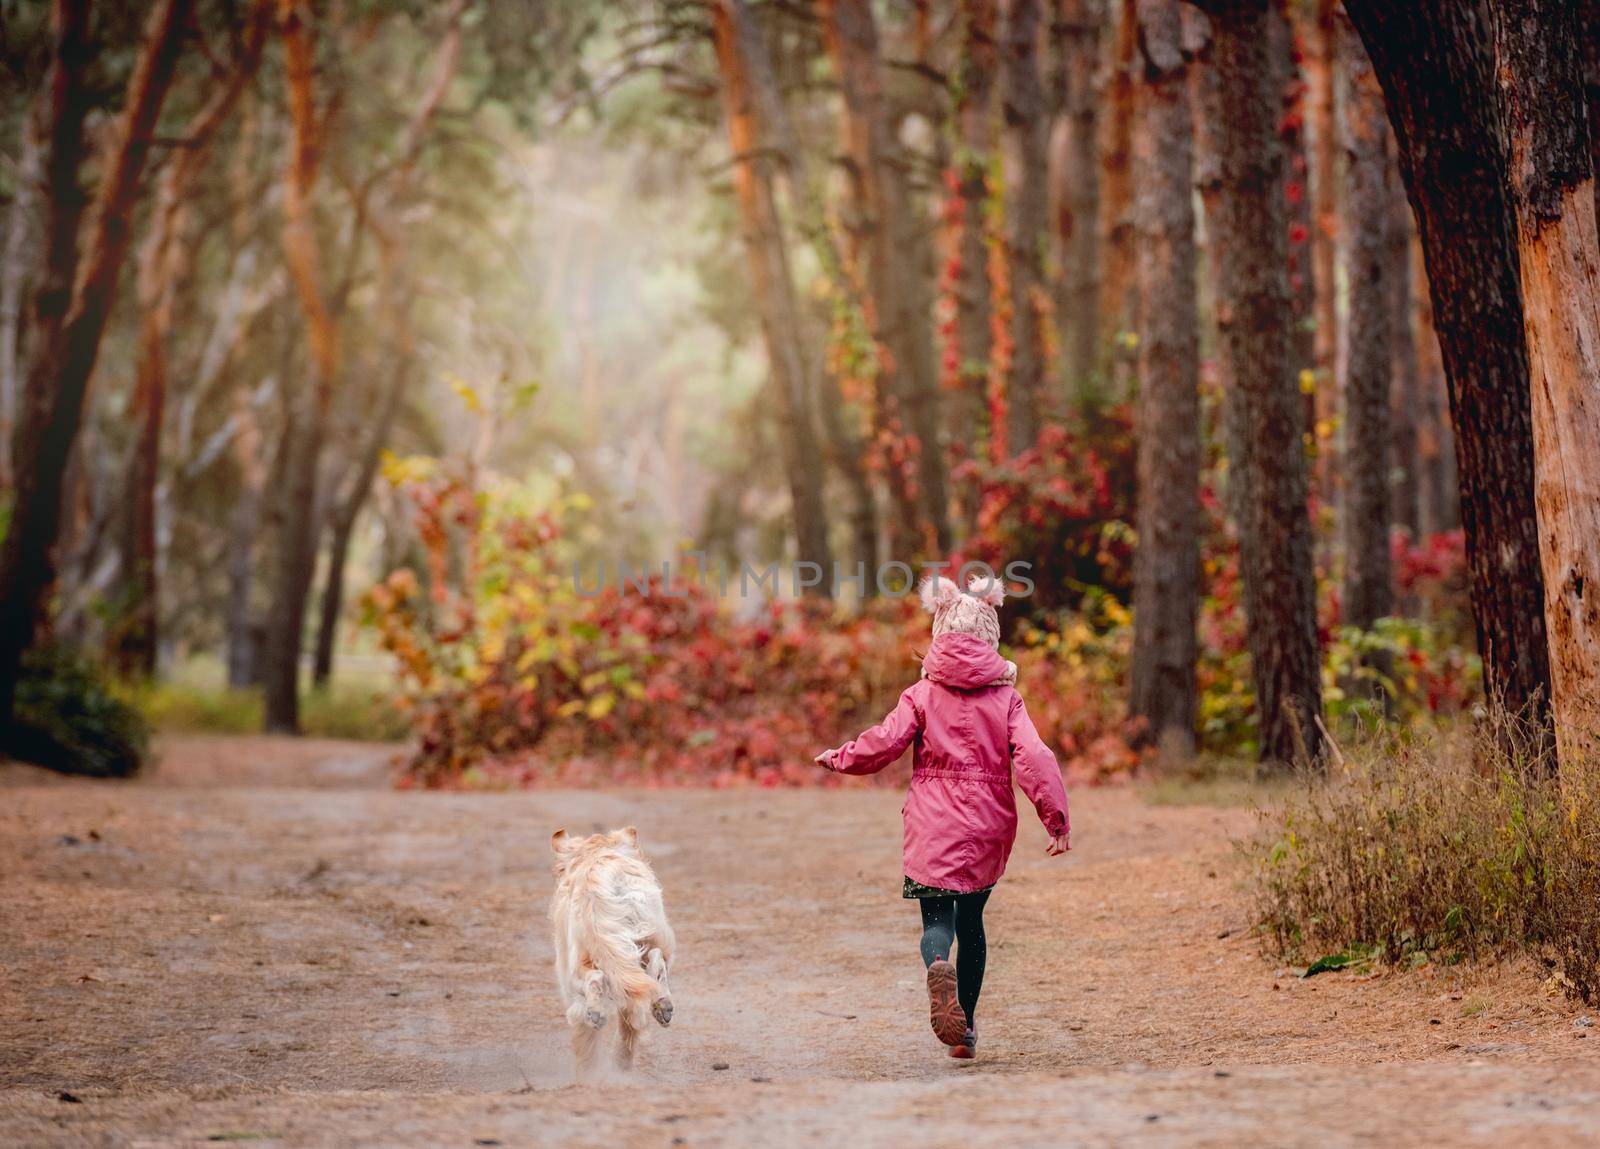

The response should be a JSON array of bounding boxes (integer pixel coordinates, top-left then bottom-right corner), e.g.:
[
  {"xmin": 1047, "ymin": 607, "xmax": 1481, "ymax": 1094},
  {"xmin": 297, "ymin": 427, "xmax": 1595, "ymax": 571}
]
[
  {"xmin": 967, "ymin": 573, "xmax": 1005, "ymax": 606},
  {"xmin": 919, "ymin": 575, "xmax": 961, "ymax": 614}
]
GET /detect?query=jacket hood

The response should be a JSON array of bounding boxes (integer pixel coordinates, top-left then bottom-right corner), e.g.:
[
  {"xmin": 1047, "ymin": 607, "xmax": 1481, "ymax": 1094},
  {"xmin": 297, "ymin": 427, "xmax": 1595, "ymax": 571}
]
[{"xmin": 920, "ymin": 632, "xmax": 1016, "ymax": 690}]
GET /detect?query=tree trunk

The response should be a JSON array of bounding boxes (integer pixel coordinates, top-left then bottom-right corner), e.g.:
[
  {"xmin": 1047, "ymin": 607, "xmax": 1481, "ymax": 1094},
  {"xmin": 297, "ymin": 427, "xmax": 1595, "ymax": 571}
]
[
  {"xmin": 1271, "ymin": 1, "xmax": 1315, "ymax": 442},
  {"xmin": 262, "ymin": 2, "xmax": 341, "ymax": 733},
  {"xmin": 310, "ymin": 0, "xmax": 464, "ymax": 685},
  {"xmin": 1492, "ymin": 0, "xmax": 1600, "ymax": 765},
  {"xmin": 0, "ymin": 0, "xmax": 190, "ymax": 730},
  {"xmin": 953, "ymin": 0, "xmax": 998, "ymax": 461},
  {"xmin": 752, "ymin": 33, "xmax": 880, "ymax": 583},
  {"xmin": 1343, "ymin": 0, "xmax": 1552, "ymax": 739},
  {"xmin": 1050, "ymin": 0, "xmax": 1104, "ymax": 400},
  {"xmin": 1188, "ymin": 11, "xmax": 1245, "ymax": 524},
  {"xmin": 1306, "ymin": 0, "xmax": 1340, "ymax": 506},
  {"xmin": 1412, "ymin": 232, "xmax": 1457, "ymax": 535},
  {"xmin": 1583, "ymin": 0, "xmax": 1600, "ymax": 236},
  {"xmin": 711, "ymin": 0, "xmax": 834, "ymax": 586},
  {"xmin": 1187, "ymin": 0, "xmax": 1324, "ymax": 766},
  {"xmin": 1129, "ymin": 0, "xmax": 1200, "ymax": 753},
  {"xmin": 1338, "ymin": 13, "xmax": 1393, "ymax": 632},
  {"xmin": 821, "ymin": 0, "xmax": 949, "ymax": 552},
  {"xmin": 1098, "ymin": 0, "xmax": 1138, "ymax": 376},
  {"xmin": 226, "ymin": 384, "xmax": 268, "ymax": 690},
  {"xmin": 1000, "ymin": 0, "xmax": 1051, "ymax": 455},
  {"xmin": 1388, "ymin": 148, "xmax": 1422, "ymax": 541},
  {"xmin": 0, "ymin": 121, "xmax": 42, "ymax": 490},
  {"xmin": 313, "ymin": 361, "xmax": 407, "ymax": 686},
  {"xmin": 110, "ymin": 13, "xmax": 267, "ymax": 679}
]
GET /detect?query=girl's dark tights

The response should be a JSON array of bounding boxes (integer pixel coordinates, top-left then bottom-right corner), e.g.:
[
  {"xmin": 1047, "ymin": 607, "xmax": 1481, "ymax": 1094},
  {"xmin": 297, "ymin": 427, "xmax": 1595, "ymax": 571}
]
[{"xmin": 918, "ymin": 890, "xmax": 990, "ymax": 1027}]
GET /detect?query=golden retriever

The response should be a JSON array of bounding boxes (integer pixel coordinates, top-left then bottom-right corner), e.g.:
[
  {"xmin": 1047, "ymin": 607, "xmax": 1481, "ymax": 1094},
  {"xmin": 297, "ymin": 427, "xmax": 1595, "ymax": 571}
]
[{"xmin": 549, "ymin": 826, "xmax": 675, "ymax": 1078}]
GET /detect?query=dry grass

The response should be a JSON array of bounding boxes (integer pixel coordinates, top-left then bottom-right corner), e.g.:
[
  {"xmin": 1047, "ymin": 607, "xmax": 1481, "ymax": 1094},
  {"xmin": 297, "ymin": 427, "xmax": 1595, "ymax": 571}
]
[{"xmin": 1249, "ymin": 709, "xmax": 1600, "ymax": 1002}]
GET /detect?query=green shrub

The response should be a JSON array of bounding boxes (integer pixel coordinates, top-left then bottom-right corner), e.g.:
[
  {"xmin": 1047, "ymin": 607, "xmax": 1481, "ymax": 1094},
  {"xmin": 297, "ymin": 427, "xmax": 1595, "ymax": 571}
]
[
  {"xmin": 1249, "ymin": 709, "xmax": 1600, "ymax": 1001},
  {"xmin": 7, "ymin": 647, "xmax": 150, "ymax": 777},
  {"xmin": 137, "ymin": 678, "xmax": 409, "ymax": 742}
]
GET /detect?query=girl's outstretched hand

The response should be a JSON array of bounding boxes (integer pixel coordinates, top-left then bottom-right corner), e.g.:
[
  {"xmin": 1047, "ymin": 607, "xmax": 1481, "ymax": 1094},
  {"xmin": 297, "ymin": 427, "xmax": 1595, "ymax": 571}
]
[
  {"xmin": 814, "ymin": 749, "xmax": 839, "ymax": 771},
  {"xmin": 1046, "ymin": 834, "xmax": 1070, "ymax": 856}
]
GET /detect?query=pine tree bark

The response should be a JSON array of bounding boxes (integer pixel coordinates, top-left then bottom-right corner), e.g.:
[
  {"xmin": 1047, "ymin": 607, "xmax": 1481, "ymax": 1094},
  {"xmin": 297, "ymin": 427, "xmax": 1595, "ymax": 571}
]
[
  {"xmin": 1343, "ymin": 0, "xmax": 1552, "ymax": 738},
  {"xmin": 1270, "ymin": 0, "xmax": 1315, "ymax": 439},
  {"xmin": 1129, "ymin": 0, "xmax": 1200, "ymax": 753},
  {"xmin": 954, "ymin": 0, "xmax": 998, "ymax": 459},
  {"xmin": 821, "ymin": 0, "xmax": 949, "ymax": 552},
  {"xmin": 1000, "ymin": 0, "xmax": 1051, "ymax": 454},
  {"xmin": 1098, "ymin": 0, "xmax": 1138, "ymax": 371},
  {"xmin": 1583, "ymin": 0, "xmax": 1600, "ymax": 236},
  {"xmin": 1184, "ymin": 0, "xmax": 1324, "ymax": 765},
  {"xmin": 1492, "ymin": 0, "xmax": 1600, "ymax": 764},
  {"xmin": 1188, "ymin": 12, "xmax": 1245, "ymax": 524},
  {"xmin": 1049, "ymin": 0, "xmax": 1103, "ymax": 398},
  {"xmin": 712, "ymin": 0, "xmax": 835, "ymax": 585},
  {"xmin": 1338, "ymin": 13, "xmax": 1392, "ymax": 631},
  {"xmin": 0, "ymin": 0, "xmax": 191, "ymax": 730},
  {"xmin": 1306, "ymin": 0, "xmax": 1340, "ymax": 505}
]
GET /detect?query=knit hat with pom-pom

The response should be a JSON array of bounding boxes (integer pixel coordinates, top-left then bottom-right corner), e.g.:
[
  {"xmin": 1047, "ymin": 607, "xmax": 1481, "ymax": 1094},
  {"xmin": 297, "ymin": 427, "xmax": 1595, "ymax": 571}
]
[{"xmin": 919, "ymin": 572, "xmax": 1006, "ymax": 651}]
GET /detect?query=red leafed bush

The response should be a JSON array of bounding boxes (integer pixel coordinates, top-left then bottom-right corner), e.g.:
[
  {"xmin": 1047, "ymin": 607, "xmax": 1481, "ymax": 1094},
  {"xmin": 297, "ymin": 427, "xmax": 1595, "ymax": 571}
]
[
  {"xmin": 363, "ymin": 455, "xmax": 1144, "ymax": 788},
  {"xmin": 955, "ymin": 403, "xmax": 1138, "ymax": 619}
]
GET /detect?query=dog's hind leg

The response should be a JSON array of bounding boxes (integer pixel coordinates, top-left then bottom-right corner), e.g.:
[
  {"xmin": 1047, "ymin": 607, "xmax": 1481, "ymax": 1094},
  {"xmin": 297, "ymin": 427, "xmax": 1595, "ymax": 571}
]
[
  {"xmin": 571, "ymin": 1015, "xmax": 608, "ymax": 1082},
  {"xmin": 615, "ymin": 1011, "xmax": 642, "ymax": 1071},
  {"xmin": 581, "ymin": 968, "xmax": 608, "ymax": 1028},
  {"xmin": 645, "ymin": 946, "xmax": 673, "ymax": 1027}
]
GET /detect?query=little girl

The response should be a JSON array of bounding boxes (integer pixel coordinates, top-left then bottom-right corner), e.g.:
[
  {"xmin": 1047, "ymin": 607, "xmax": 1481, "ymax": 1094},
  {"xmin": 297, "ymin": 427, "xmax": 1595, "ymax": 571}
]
[{"xmin": 815, "ymin": 574, "xmax": 1070, "ymax": 1060}]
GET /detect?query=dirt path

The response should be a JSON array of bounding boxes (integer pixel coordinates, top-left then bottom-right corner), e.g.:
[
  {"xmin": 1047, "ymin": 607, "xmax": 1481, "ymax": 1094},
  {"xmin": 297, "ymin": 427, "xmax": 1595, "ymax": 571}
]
[{"xmin": 3, "ymin": 736, "xmax": 1598, "ymax": 1147}]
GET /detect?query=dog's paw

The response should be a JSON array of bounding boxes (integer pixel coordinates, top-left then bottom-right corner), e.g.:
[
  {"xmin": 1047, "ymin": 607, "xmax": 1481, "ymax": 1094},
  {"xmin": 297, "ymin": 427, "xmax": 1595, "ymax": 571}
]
[
  {"xmin": 652, "ymin": 996, "xmax": 673, "ymax": 1027},
  {"xmin": 584, "ymin": 1007, "xmax": 606, "ymax": 1029}
]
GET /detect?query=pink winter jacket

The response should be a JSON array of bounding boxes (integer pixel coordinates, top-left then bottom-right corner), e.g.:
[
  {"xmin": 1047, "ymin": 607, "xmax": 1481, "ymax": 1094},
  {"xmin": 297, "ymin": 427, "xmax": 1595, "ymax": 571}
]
[{"xmin": 822, "ymin": 632, "xmax": 1070, "ymax": 893}]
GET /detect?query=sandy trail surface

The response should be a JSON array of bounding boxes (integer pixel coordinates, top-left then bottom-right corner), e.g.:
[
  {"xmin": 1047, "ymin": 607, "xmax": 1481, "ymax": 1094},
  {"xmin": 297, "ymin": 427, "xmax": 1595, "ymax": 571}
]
[{"xmin": 3, "ymin": 735, "xmax": 1598, "ymax": 1147}]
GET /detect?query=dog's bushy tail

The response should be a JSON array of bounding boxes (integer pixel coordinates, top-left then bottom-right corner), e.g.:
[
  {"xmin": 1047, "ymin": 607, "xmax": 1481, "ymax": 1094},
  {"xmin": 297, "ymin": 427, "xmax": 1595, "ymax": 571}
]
[{"xmin": 582, "ymin": 914, "xmax": 658, "ymax": 1011}]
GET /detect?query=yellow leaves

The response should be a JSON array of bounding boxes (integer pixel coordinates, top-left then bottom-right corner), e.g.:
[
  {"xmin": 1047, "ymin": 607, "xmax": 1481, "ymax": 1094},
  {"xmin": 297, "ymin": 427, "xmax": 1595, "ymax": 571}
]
[
  {"xmin": 585, "ymin": 693, "xmax": 616, "ymax": 720},
  {"xmin": 1298, "ymin": 368, "xmax": 1317, "ymax": 395},
  {"xmin": 447, "ymin": 372, "xmax": 482, "ymax": 414},
  {"xmin": 379, "ymin": 450, "xmax": 436, "ymax": 488}
]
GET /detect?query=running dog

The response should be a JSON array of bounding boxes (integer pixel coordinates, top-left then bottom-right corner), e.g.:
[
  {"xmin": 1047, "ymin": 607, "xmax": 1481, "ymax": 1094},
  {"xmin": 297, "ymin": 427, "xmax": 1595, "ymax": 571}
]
[{"xmin": 549, "ymin": 826, "xmax": 675, "ymax": 1078}]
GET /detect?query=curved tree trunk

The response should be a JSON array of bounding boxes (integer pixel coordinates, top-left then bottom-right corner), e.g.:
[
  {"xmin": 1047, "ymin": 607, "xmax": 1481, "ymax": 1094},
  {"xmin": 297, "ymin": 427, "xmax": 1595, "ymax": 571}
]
[
  {"xmin": 111, "ymin": 10, "xmax": 267, "ymax": 679},
  {"xmin": 1343, "ymin": 0, "xmax": 1553, "ymax": 744},
  {"xmin": 1186, "ymin": 0, "xmax": 1323, "ymax": 766},
  {"xmin": 712, "ymin": 0, "xmax": 834, "ymax": 587},
  {"xmin": 1492, "ymin": 0, "xmax": 1600, "ymax": 766},
  {"xmin": 0, "ymin": 0, "xmax": 191, "ymax": 729},
  {"xmin": 1129, "ymin": 0, "xmax": 1200, "ymax": 753},
  {"xmin": 1000, "ymin": 0, "xmax": 1051, "ymax": 457},
  {"xmin": 1338, "ymin": 14, "xmax": 1392, "ymax": 632}
]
